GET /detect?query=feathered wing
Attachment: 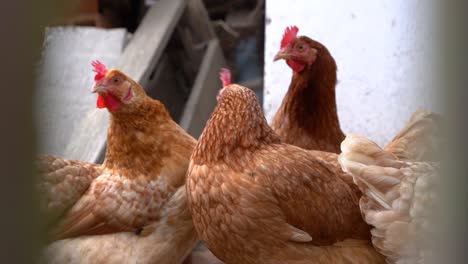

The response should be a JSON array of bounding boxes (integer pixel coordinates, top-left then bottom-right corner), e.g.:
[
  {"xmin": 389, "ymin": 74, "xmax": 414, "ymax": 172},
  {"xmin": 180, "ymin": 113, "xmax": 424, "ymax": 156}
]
[
  {"xmin": 187, "ymin": 148, "xmax": 383, "ymax": 264},
  {"xmin": 215, "ymin": 144, "xmax": 369, "ymax": 245},
  {"xmin": 384, "ymin": 109, "xmax": 443, "ymax": 161},
  {"xmin": 340, "ymin": 134, "xmax": 439, "ymax": 264},
  {"xmin": 50, "ymin": 171, "xmax": 174, "ymax": 240},
  {"xmin": 245, "ymin": 146, "xmax": 372, "ymax": 244},
  {"xmin": 36, "ymin": 155, "xmax": 102, "ymax": 223},
  {"xmin": 42, "ymin": 187, "xmax": 198, "ymax": 264}
]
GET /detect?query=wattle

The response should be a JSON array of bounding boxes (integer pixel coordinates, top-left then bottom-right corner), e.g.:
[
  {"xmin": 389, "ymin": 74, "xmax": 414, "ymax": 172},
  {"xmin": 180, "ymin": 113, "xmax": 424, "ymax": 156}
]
[
  {"xmin": 96, "ymin": 94, "xmax": 106, "ymax": 108},
  {"xmin": 287, "ymin": 59, "xmax": 305, "ymax": 72},
  {"xmin": 96, "ymin": 94, "xmax": 122, "ymax": 112}
]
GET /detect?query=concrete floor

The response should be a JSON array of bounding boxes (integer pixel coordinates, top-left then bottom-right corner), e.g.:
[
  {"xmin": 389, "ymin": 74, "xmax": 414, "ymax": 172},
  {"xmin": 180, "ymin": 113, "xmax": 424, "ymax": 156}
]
[{"xmin": 264, "ymin": 0, "xmax": 439, "ymax": 146}]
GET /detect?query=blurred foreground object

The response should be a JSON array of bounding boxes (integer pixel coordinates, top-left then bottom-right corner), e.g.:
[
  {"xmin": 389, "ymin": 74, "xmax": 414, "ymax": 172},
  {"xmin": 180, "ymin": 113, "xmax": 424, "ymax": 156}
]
[{"xmin": 339, "ymin": 109, "xmax": 442, "ymax": 264}]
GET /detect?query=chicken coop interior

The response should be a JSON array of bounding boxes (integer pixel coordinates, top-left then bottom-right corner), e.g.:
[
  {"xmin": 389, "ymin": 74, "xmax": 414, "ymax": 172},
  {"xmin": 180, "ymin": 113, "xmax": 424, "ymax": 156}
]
[
  {"xmin": 25, "ymin": 0, "xmax": 455, "ymax": 263},
  {"xmin": 37, "ymin": 0, "xmax": 265, "ymax": 163}
]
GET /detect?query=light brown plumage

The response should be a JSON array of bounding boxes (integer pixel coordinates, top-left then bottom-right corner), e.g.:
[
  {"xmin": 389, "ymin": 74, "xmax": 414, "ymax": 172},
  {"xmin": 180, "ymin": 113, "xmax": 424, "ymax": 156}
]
[
  {"xmin": 38, "ymin": 67, "xmax": 198, "ymax": 263},
  {"xmin": 42, "ymin": 187, "xmax": 198, "ymax": 264},
  {"xmin": 36, "ymin": 155, "xmax": 102, "ymax": 224},
  {"xmin": 187, "ymin": 84, "xmax": 384, "ymax": 264},
  {"xmin": 384, "ymin": 109, "xmax": 443, "ymax": 161},
  {"xmin": 339, "ymin": 110, "xmax": 441, "ymax": 264}
]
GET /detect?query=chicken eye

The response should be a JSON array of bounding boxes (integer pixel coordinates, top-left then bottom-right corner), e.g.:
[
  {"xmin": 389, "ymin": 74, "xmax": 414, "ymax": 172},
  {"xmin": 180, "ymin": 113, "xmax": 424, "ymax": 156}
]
[{"xmin": 112, "ymin": 77, "xmax": 120, "ymax": 84}]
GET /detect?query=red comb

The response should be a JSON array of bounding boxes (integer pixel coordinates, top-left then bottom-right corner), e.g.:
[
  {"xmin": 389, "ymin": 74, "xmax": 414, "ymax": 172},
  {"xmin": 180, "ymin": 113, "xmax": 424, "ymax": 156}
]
[
  {"xmin": 280, "ymin": 25, "xmax": 299, "ymax": 48},
  {"xmin": 91, "ymin": 60, "xmax": 107, "ymax": 81},
  {"xmin": 219, "ymin": 68, "xmax": 231, "ymax": 87}
]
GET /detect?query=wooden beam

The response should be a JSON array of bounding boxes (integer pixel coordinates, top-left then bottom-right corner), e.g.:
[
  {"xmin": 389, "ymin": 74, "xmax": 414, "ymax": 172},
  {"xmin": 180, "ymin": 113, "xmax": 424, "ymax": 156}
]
[
  {"xmin": 117, "ymin": 0, "xmax": 187, "ymax": 88},
  {"xmin": 180, "ymin": 39, "xmax": 226, "ymax": 138}
]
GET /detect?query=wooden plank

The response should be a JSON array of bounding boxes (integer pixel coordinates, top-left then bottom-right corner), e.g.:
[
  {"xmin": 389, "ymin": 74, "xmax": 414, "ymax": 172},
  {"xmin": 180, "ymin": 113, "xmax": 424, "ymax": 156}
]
[
  {"xmin": 145, "ymin": 53, "xmax": 188, "ymax": 122},
  {"xmin": 183, "ymin": 0, "xmax": 215, "ymax": 42},
  {"xmin": 64, "ymin": 0, "xmax": 187, "ymax": 163},
  {"xmin": 117, "ymin": 0, "xmax": 187, "ymax": 88},
  {"xmin": 145, "ymin": 0, "xmax": 220, "ymax": 125},
  {"xmin": 180, "ymin": 39, "xmax": 227, "ymax": 138},
  {"xmin": 174, "ymin": 0, "xmax": 216, "ymax": 85}
]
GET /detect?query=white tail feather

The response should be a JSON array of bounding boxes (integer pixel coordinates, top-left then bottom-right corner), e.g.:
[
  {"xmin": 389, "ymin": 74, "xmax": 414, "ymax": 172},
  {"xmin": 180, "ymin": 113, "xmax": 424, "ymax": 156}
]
[{"xmin": 339, "ymin": 133, "xmax": 438, "ymax": 264}]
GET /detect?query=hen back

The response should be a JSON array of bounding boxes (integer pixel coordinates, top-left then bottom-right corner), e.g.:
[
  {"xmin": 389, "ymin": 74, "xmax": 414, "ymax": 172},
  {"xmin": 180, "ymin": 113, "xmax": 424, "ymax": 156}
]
[{"xmin": 339, "ymin": 110, "xmax": 442, "ymax": 264}]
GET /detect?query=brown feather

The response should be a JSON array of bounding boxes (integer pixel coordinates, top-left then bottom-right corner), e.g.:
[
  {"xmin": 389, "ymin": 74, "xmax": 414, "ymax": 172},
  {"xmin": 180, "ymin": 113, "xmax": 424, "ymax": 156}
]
[
  {"xmin": 39, "ymin": 68, "xmax": 200, "ymax": 263},
  {"xmin": 271, "ymin": 36, "xmax": 345, "ymax": 153},
  {"xmin": 42, "ymin": 187, "xmax": 199, "ymax": 264},
  {"xmin": 36, "ymin": 155, "xmax": 102, "ymax": 224},
  {"xmin": 187, "ymin": 84, "xmax": 384, "ymax": 264},
  {"xmin": 47, "ymin": 70, "xmax": 196, "ymax": 240}
]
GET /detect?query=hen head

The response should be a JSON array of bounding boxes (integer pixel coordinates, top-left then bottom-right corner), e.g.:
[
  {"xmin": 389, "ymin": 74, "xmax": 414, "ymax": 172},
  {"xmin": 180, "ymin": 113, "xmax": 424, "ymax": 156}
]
[
  {"xmin": 193, "ymin": 83, "xmax": 279, "ymax": 164},
  {"xmin": 90, "ymin": 60, "xmax": 146, "ymax": 112},
  {"xmin": 274, "ymin": 26, "xmax": 333, "ymax": 73}
]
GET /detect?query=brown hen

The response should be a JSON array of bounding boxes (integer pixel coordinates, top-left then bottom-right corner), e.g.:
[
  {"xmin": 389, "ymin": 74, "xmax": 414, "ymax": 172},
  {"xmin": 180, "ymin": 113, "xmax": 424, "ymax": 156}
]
[
  {"xmin": 38, "ymin": 61, "xmax": 198, "ymax": 263},
  {"xmin": 272, "ymin": 26, "xmax": 345, "ymax": 153},
  {"xmin": 187, "ymin": 84, "xmax": 384, "ymax": 264}
]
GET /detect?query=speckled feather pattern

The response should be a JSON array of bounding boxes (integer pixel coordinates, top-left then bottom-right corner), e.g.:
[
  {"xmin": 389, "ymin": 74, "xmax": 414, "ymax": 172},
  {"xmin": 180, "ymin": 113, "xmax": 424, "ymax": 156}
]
[
  {"xmin": 187, "ymin": 84, "xmax": 384, "ymax": 264},
  {"xmin": 271, "ymin": 36, "xmax": 345, "ymax": 153},
  {"xmin": 51, "ymin": 96, "xmax": 196, "ymax": 239},
  {"xmin": 36, "ymin": 155, "xmax": 102, "ymax": 223},
  {"xmin": 340, "ymin": 133, "xmax": 440, "ymax": 264},
  {"xmin": 42, "ymin": 187, "xmax": 198, "ymax": 264}
]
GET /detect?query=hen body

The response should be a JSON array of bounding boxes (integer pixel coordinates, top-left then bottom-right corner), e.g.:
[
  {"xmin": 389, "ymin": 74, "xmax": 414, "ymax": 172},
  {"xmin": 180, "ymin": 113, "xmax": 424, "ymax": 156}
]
[
  {"xmin": 187, "ymin": 84, "xmax": 384, "ymax": 264},
  {"xmin": 42, "ymin": 187, "xmax": 197, "ymax": 264},
  {"xmin": 38, "ymin": 66, "xmax": 198, "ymax": 263},
  {"xmin": 272, "ymin": 27, "xmax": 344, "ymax": 153},
  {"xmin": 339, "ymin": 110, "xmax": 441, "ymax": 264}
]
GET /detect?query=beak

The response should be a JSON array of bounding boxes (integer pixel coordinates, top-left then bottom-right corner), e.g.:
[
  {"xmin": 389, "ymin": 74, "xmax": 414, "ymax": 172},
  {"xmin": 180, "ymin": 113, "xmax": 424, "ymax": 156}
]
[
  {"xmin": 273, "ymin": 50, "xmax": 291, "ymax": 61},
  {"xmin": 91, "ymin": 84, "xmax": 106, "ymax": 94}
]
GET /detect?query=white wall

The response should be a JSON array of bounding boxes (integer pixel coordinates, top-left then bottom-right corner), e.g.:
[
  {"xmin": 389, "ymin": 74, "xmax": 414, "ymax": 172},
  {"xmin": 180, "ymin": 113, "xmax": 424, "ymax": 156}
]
[{"xmin": 264, "ymin": 0, "xmax": 438, "ymax": 146}]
